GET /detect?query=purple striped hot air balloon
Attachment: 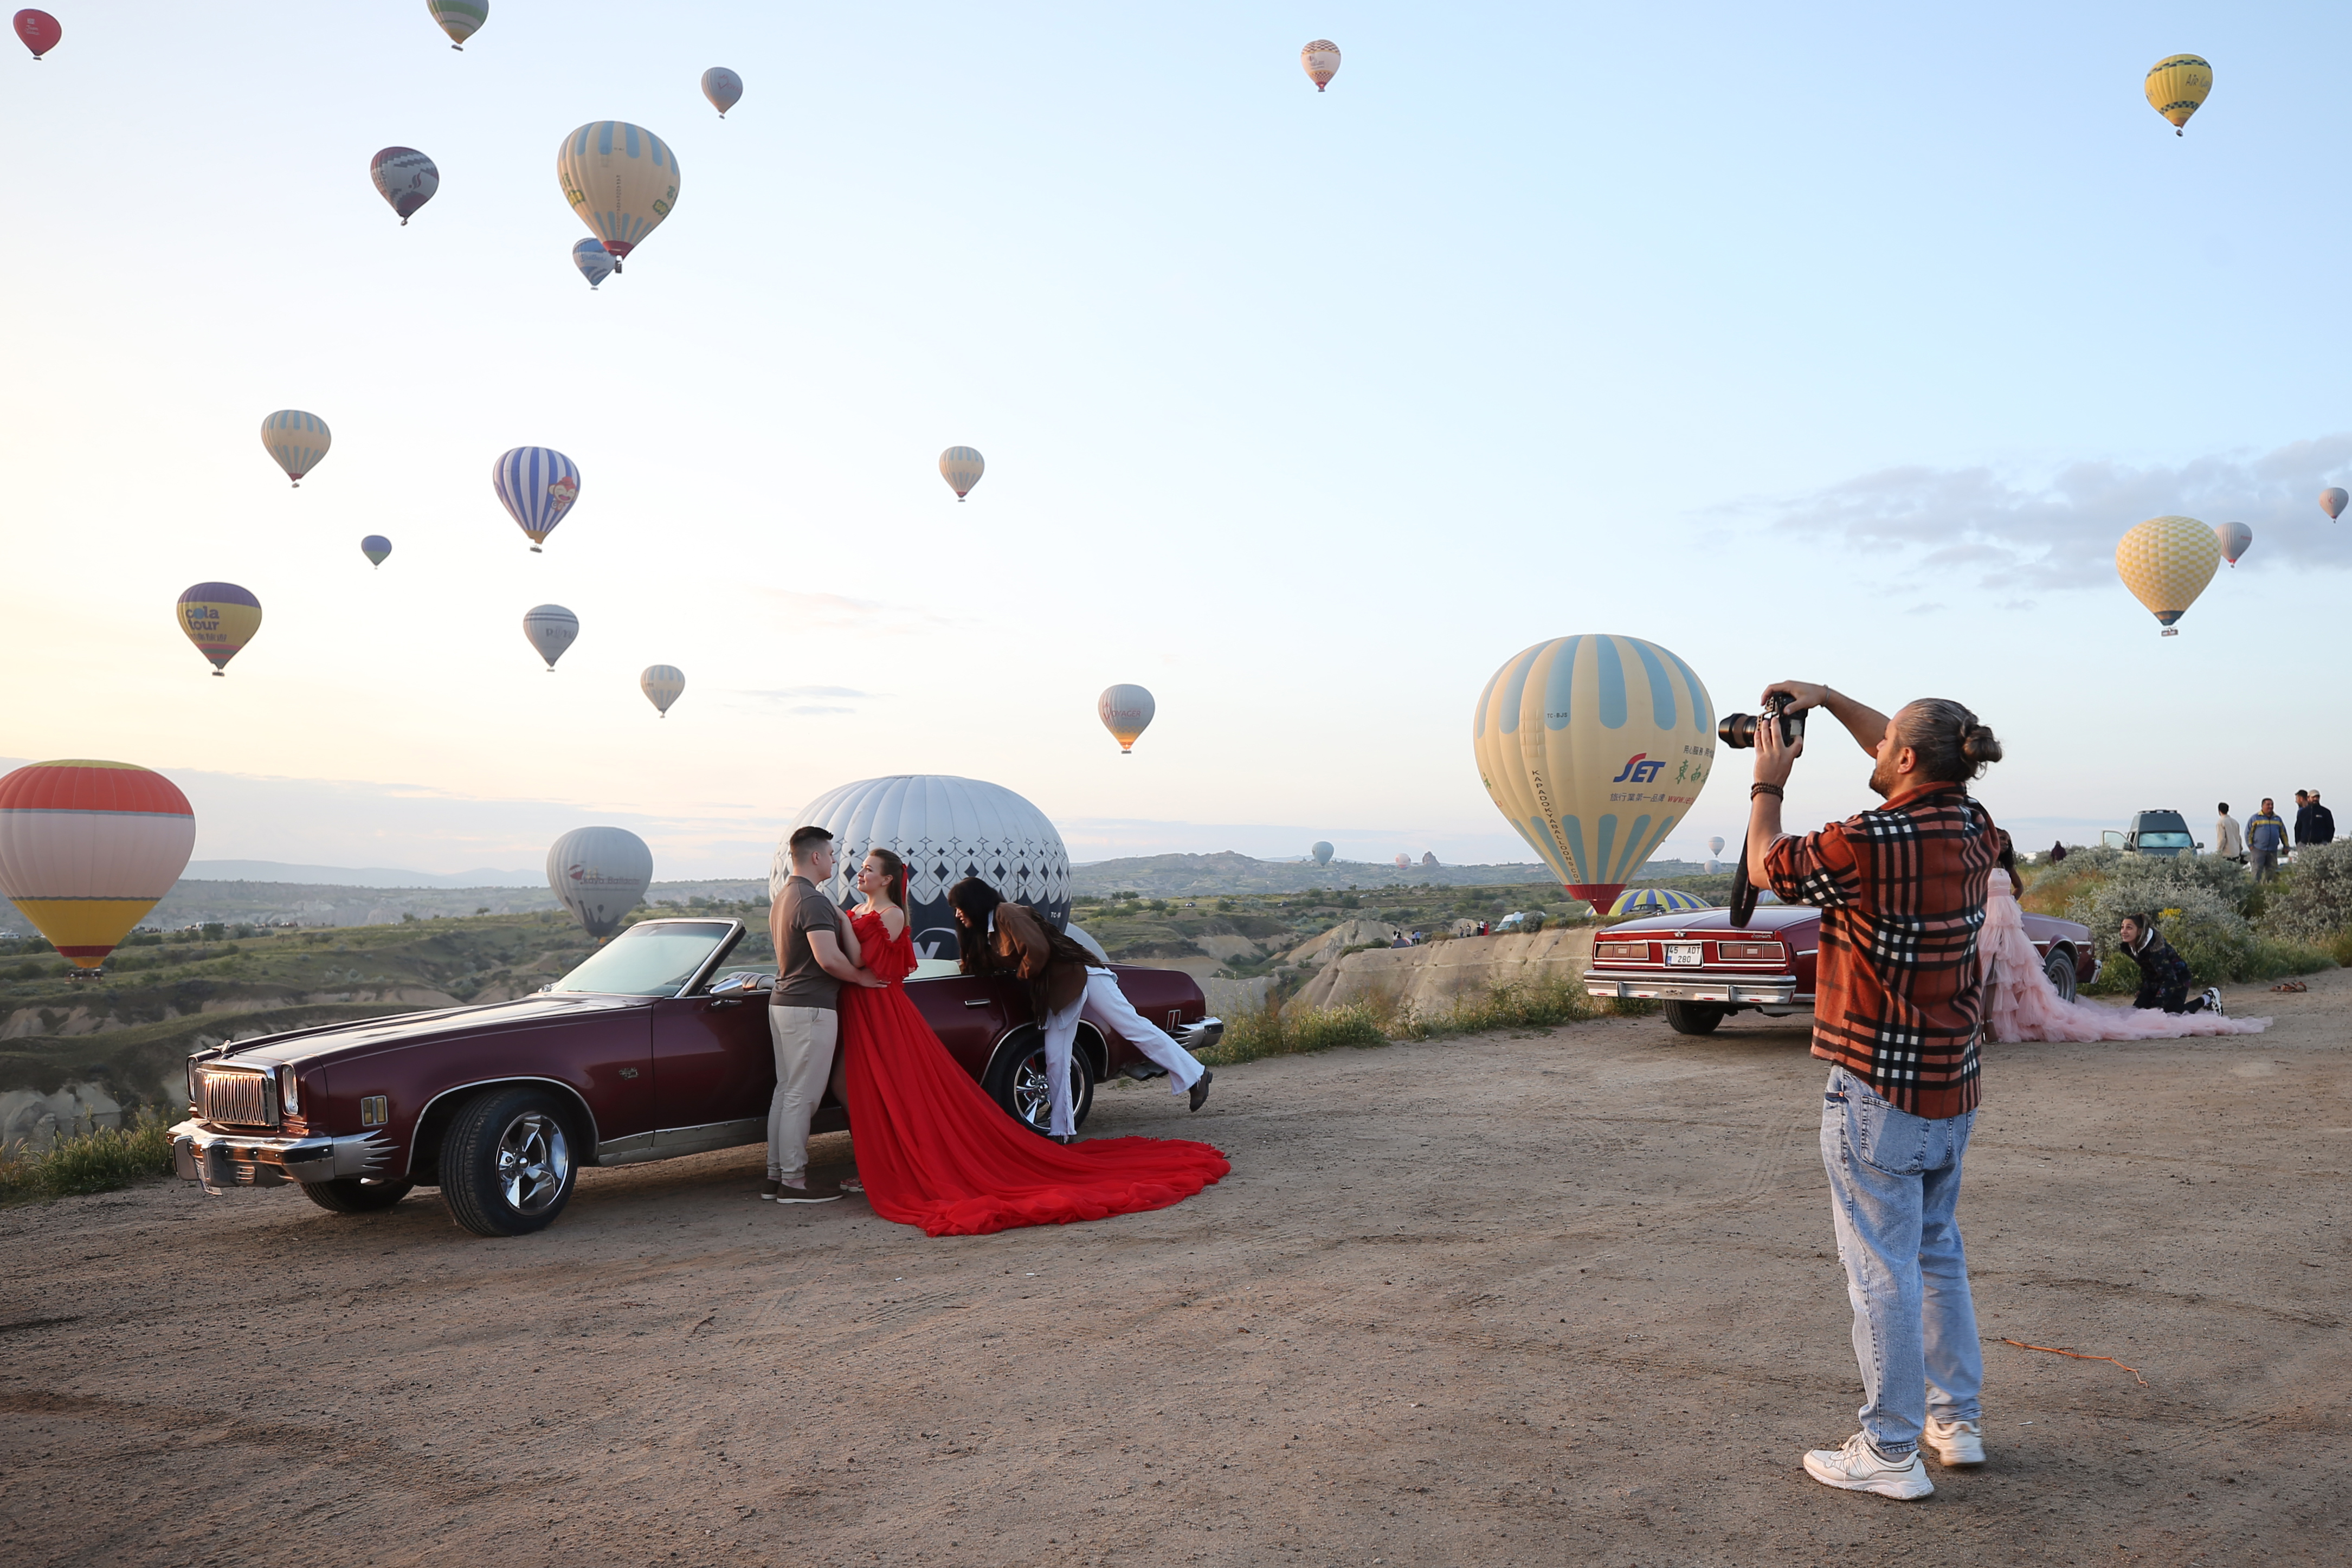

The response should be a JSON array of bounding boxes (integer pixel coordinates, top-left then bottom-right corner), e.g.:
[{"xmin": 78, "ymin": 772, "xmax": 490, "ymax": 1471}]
[{"xmin": 493, "ymin": 447, "xmax": 581, "ymax": 552}]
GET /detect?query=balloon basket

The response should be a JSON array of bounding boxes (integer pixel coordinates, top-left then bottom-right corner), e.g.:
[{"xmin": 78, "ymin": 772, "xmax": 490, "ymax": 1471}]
[
  {"xmin": 530, "ymin": 545, "xmax": 542, "ymax": 553},
  {"xmin": 211, "ymin": 669, "xmax": 224, "ymax": 677},
  {"xmin": 2161, "ymin": 628, "xmax": 2179, "ymax": 637}
]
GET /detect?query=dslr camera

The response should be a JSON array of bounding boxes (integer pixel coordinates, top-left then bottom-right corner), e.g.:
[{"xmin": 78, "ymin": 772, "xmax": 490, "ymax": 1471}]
[{"xmin": 1718, "ymin": 690, "xmax": 1806, "ymax": 750}]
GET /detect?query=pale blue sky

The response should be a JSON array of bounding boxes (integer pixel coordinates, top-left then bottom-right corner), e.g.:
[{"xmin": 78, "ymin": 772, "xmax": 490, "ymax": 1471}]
[{"xmin": 7, "ymin": 3, "xmax": 2348, "ymax": 878}]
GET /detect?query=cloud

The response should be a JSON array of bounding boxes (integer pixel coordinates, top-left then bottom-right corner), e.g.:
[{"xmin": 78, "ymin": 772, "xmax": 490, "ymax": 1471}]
[
  {"xmin": 741, "ymin": 686, "xmax": 871, "ymax": 700},
  {"xmin": 787, "ymin": 705, "xmax": 854, "ymax": 716},
  {"xmin": 1748, "ymin": 434, "xmax": 2352, "ymax": 590},
  {"xmin": 747, "ymin": 590, "xmax": 964, "ymax": 635}
]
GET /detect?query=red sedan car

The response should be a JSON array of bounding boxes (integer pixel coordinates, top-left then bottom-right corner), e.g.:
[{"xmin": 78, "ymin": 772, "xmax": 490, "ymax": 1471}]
[
  {"xmin": 171, "ymin": 917, "xmax": 1221, "ymax": 1236},
  {"xmin": 1582, "ymin": 902, "xmax": 2098, "ymax": 1036}
]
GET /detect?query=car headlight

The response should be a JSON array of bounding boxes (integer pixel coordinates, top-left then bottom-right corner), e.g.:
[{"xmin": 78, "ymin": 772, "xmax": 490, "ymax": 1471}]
[{"xmin": 278, "ymin": 1063, "xmax": 300, "ymax": 1117}]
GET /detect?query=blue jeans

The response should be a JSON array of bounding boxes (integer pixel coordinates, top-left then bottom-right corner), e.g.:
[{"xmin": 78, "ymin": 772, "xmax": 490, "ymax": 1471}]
[{"xmin": 1820, "ymin": 1067, "xmax": 1983, "ymax": 1455}]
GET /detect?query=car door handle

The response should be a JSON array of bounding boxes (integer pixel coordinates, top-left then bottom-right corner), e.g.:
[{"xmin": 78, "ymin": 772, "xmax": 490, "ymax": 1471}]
[
  {"xmin": 963, "ymin": 999, "xmax": 993, "ymax": 1008},
  {"xmin": 708, "ymin": 998, "xmax": 742, "ymax": 1009}
]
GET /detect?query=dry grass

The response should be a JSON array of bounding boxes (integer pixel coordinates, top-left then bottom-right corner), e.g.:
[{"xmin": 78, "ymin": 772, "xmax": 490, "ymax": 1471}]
[
  {"xmin": 1199, "ymin": 976, "xmax": 1648, "ymax": 1067},
  {"xmin": 0, "ymin": 1108, "xmax": 178, "ymax": 1205}
]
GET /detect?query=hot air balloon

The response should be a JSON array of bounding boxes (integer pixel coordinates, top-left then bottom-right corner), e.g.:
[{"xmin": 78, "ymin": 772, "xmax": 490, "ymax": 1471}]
[
  {"xmin": 546, "ymin": 825, "xmax": 652, "ymax": 941},
  {"xmin": 0, "ymin": 761, "xmax": 195, "ymax": 971},
  {"xmin": 1473, "ymin": 635, "xmax": 1717, "ymax": 913},
  {"xmin": 2216, "ymin": 521, "xmax": 2251, "ymax": 566},
  {"xmin": 261, "ymin": 410, "xmax": 330, "ymax": 487},
  {"xmin": 557, "ymin": 121, "xmax": 679, "ymax": 270},
  {"xmin": 14, "ymin": 9, "xmax": 60, "ymax": 59},
  {"xmin": 523, "ymin": 605, "xmax": 578, "ymax": 670},
  {"xmin": 360, "ymin": 534, "xmax": 392, "ymax": 568},
  {"xmin": 1709, "ymin": 836, "xmax": 1725, "ymax": 857},
  {"xmin": 703, "ymin": 67, "xmax": 743, "ymax": 118},
  {"xmin": 1393, "ymin": 854, "xmax": 1411, "ymax": 870},
  {"xmin": 2145, "ymin": 54, "xmax": 2212, "ymax": 135},
  {"xmin": 572, "ymin": 238, "xmax": 615, "ymax": 289},
  {"xmin": 2115, "ymin": 515, "xmax": 2221, "ymax": 635},
  {"xmin": 641, "ymin": 664, "xmax": 685, "ymax": 717},
  {"xmin": 774, "ymin": 776, "xmax": 1073, "ymax": 962},
  {"xmin": 492, "ymin": 447, "xmax": 581, "ymax": 551},
  {"xmin": 1609, "ymin": 888, "xmax": 1710, "ymax": 917},
  {"xmin": 1301, "ymin": 40, "xmax": 1341, "ymax": 91},
  {"xmin": 939, "ymin": 446, "xmax": 984, "ymax": 500},
  {"xmin": 2323, "ymin": 487, "xmax": 2347, "ymax": 522},
  {"xmin": 428, "ymin": 1, "xmax": 484, "ymax": 50},
  {"xmin": 1097, "ymin": 685, "xmax": 1154, "ymax": 753},
  {"xmin": 177, "ymin": 583, "xmax": 262, "ymax": 675},
  {"xmin": 369, "ymin": 147, "xmax": 439, "ymax": 225}
]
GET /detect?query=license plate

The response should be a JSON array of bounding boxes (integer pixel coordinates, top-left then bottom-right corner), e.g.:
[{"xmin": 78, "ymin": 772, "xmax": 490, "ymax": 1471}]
[{"xmin": 1664, "ymin": 943, "xmax": 1704, "ymax": 966}]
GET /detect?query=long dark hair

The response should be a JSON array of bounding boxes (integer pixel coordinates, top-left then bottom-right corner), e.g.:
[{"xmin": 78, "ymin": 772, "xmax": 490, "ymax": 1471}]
[
  {"xmin": 865, "ymin": 847, "xmax": 909, "ymax": 911},
  {"xmin": 948, "ymin": 876, "xmax": 1002, "ymax": 925}
]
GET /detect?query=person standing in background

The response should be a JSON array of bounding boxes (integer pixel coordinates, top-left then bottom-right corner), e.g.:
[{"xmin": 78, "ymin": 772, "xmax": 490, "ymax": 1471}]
[
  {"xmin": 2292, "ymin": 791, "xmax": 2315, "ymax": 851},
  {"xmin": 2213, "ymin": 803, "xmax": 2243, "ymax": 864},
  {"xmin": 2246, "ymin": 799, "xmax": 2290, "ymax": 882},
  {"xmin": 2307, "ymin": 791, "xmax": 2335, "ymax": 847}
]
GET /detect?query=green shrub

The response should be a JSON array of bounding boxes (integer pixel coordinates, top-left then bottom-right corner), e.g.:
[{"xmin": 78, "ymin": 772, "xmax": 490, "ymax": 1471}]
[
  {"xmin": 2071, "ymin": 877, "xmax": 2327, "ymax": 990},
  {"xmin": 2264, "ymin": 841, "xmax": 2352, "ymax": 944},
  {"xmin": 0, "ymin": 1108, "xmax": 178, "ymax": 1204}
]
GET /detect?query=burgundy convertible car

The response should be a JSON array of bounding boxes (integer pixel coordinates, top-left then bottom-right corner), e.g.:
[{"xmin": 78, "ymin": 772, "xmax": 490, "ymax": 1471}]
[
  {"xmin": 1582, "ymin": 902, "xmax": 2097, "ymax": 1036},
  {"xmin": 172, "ymin": 917, "xmax": 1222, "ymax": 1237}
]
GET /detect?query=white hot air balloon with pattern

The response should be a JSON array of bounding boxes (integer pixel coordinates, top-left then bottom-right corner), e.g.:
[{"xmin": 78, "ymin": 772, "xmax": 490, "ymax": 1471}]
[
  {"xmin": 261, "ymin": 410, "xmax": 330, "ymax": 487},
  {"xmin": 641, "ymin": 664, "xmax": 685, "ymax": 717},
  {"xmin": 428, "ymin": 2, "xmax": 486, "ymax": 50},
  {"xmin": 546, "ymin": 825, "xmax": 652, "ymax": 941},
  {"xmin": 774, "ymin": 776, "xmax": 1071, "ymax": 964},
  {"xmin": 1301, "ymin": 40, "xmax": 1341, "ymax": 91},
  {"xmin": 702, "ymin": 67, "xmax": 743, "ymax": 118},
  {"xmin": 2115, "ymin": 515, "xmax": 2221, "ymax": 635},
  {"xmin": 524, "ymin": 604, "xmax": 578, "ymax": 670},
  {"xmin": 1473, "ymin": 635, "xmax": 1717, "ymax": 912},
  {"xmin": 939, "ymin": 446, "xmax": 984, "ymax": 500},
  {"xmin": 2323, "ymin": 487, "xmax": 2348, "ymax": 522},
  {"xmin": 572, "ymin": 238, "xmax": 615, "ymax": 289},
  {"xmin": 492, "ymin": 446, "xmax": 581, "ymax": 551},
  {"xmin": 2215, "ymin": 521, "xmax": 2251, "ymax": 567},
  {"xmin": 557, "ymin": 121, "xmax": 679, "ymax": 272},
  {"xmin": 1097, "ymin": 684, "xmax": 1155, "ymax": 753},
  {"xmin": 369, "ymin": 147, "xmax": 439, "ymax": 224}
]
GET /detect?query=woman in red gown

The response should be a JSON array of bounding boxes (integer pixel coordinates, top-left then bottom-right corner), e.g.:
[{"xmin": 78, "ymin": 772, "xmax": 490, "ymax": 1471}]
[{"xmin": 834, "ymin": 849, "xmax": 1229, "ymax": 1237}]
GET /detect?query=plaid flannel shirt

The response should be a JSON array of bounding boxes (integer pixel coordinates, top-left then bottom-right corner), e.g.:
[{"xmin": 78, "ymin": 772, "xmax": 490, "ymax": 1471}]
[{"xmin": 1765, "ymin": 784, "xmax": 2000, "ymax": 1119}]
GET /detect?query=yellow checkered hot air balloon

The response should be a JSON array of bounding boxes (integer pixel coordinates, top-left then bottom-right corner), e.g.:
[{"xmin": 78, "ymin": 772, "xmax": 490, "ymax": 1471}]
[
  {"xmin": 2145, "ymin": 54, "xmax": 2212, "ymax": 136},
  {"xmin": 2116, "ymin": 515, "xmax": 2221, "ymax": 636},
  {"xmin": 1473, "ymin": 636, "xmax": 1716, "ymax": 913}
]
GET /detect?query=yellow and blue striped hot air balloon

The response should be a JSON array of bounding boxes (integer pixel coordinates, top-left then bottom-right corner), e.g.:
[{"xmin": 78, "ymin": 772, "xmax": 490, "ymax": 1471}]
[
  {"xmin": 557, "ymin": 122, "xmax": 679, "ymax": 270},
  {"xmin": 1473, "ymin": 635, "xmax": 1717, "ymax": 912},
  {"xmin": 176, "ymin": 583, "xmax": 262, "ymax": 675},
  {"xmin": 1609, "ymin": 887, "xmax": 1710, "ymax": 918},
  {"xmin": 260, "ymin": 410, "xmax": 329, "ymax": 487}
]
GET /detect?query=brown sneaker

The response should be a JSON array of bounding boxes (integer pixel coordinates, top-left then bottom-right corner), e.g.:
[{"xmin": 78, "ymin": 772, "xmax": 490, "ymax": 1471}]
[
  {"xmin": 761, "ymin": 1178, "xmax": 782, "ymax": 1201},
  {"xmin": 773, "ymin": 1182, "xmax": 842, "ymax": 1204}
]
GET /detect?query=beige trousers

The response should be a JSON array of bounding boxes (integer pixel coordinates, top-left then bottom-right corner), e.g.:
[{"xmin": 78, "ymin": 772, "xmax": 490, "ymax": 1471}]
[{"xmin": 766, "ymin": 1004, "xmax": 842, "ymax": 1184}]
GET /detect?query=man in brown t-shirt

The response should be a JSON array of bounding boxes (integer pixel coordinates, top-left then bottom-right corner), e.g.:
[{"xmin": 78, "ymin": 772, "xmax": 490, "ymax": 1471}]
[{"xmin": 765, "ymin": 825, "xmax": 882, "ymax": 1202}]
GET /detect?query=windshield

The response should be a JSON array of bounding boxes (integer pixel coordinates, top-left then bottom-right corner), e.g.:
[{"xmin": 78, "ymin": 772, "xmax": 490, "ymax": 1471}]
[
  {"xmin": 550, "ymin": 922, "xmax": 737, "ymax": 997},
  {"xmin": 2138, "ymin": 831, "xmax": 2194, "ymax": 848}
]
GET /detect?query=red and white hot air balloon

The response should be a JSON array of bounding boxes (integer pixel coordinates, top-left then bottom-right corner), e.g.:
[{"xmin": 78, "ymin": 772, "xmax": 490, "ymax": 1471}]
[
  {"xmin": 0, "ymin": 762, "xmax": 196, "ymax": 971},
  {"xmin": 1300, "ymin": 40, "xmax": 1341, "ymax": 91},
  {"xmin": 14, "ymin": 9, "xmax": 61, "ymax": 60},
  {"xmin": 2322, "ymin": 487, "xmax": 2347, "ymax": 522}
]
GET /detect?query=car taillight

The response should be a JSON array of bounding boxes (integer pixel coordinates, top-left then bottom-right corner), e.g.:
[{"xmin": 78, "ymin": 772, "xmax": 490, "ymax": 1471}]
[
  {"xmin": 1718, "ymin": 941, "xmax": 1787, "ymax": 962},
  {"xmin": 1596, "ymin": 943, "xmax": 1650, "ymax": 961}
]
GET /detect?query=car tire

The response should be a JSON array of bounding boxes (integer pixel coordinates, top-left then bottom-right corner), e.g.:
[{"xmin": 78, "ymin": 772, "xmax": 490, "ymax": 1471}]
[
  {"xmin": 300, "ymin": 1177, "xmax": 416, "ymax": 1214},
  {"xmin": 438, "ymin": 1087, "xmax": 578, "ymax": 1237},
  {"xmin": 983, "ymin": 1030, "xmax": 1095, "ymax": 1135},
  {"xmin": 2044, "ymin": 948, "xmax": 2079, "ymax": 1005},
  {"xmin": 1662, "ymin": 1001, "xmax": 1728, "ymax": 1035}
]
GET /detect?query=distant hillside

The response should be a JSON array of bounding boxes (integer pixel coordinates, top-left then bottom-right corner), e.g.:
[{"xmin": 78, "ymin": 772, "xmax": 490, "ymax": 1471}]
[
  {"xmin": 66, "ymin": 877, "xmax": 776, "ymax": 932},
  {"xmin": 1066, "ymin": 853, "xmax": 1711, "ymax": 897},
  {"xmin": 183, "ymin": 860, "xmax": 543, "ymax": 888}
]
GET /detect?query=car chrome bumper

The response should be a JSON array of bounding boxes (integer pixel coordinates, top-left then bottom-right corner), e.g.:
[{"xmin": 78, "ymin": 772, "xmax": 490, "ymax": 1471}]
[
  {"xmin": 1177, "ymin": 1017, "xmax": 1223, "ymax": 1052},
  {"xmin": 171, "ymin": 1120, "xmax": 395, "ymax": 1195},
  {"xmin": 1583, "ymin": 970, "xmax": 1803, "ymax": 1005}
]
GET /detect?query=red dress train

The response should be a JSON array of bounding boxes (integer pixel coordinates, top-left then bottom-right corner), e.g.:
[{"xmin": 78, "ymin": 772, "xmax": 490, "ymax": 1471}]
[{"xmin": 836, "ymin": 909, "xmax": 1229, "ymax": 1237}]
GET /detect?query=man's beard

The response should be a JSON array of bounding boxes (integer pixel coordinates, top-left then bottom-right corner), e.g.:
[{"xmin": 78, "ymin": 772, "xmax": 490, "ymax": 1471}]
[{"xmin": 1867, "ymin": 752, "xmax": 1900, "ymax": 799}]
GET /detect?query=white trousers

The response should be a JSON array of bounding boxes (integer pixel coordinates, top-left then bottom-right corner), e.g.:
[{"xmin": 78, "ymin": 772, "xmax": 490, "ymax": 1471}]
[{"xmin": 1038, "ymin": 967, "xmax": 1205, "ymax": 1137}]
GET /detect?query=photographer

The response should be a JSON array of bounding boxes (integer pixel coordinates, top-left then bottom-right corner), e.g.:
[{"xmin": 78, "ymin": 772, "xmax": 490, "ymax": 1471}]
[{"xmin": 1742, "ymin": 683, "xmax": 2003, "ymax": 1501}]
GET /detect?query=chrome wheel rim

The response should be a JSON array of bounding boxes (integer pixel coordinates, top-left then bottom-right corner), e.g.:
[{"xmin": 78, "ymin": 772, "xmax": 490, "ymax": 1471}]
[
  {"xmin": 1012, "ymin": 1050, "xmax": 1056, "ymax": 1131},
  {"xmin": 495, "ymin": 1112, "xmax": 571, "ymax": 1214}
]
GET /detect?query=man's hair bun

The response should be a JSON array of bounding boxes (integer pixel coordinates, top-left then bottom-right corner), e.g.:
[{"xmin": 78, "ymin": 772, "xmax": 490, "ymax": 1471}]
[
  {"xmin": 1960, "ymin": 723, "xmax": 2003, "ymax": 767},
  {"xmin": 1899, "ymin": 699, "xmax": 2002, "ymax": 782}
]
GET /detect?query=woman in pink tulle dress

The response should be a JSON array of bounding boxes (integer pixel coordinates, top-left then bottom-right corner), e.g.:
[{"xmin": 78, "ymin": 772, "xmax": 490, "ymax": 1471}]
[{"xmin": 1980, "ymin": 868, "xmax": 2268, "ymax": 1042}]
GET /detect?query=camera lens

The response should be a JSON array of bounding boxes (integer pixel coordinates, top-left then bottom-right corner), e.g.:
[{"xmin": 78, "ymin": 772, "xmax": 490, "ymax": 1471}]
[{"xmin": 1718, "ymin": 714, "xmax": 1757, "ymax": 749}]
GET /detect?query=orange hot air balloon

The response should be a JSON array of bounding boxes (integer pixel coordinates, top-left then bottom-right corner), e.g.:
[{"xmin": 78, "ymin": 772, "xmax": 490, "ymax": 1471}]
[{"xmin": 0, "ymin": 761, "xmax": 196, "ymax": 970}]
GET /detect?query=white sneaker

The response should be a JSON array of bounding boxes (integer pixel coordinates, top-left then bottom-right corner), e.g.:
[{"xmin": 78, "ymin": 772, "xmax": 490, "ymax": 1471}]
[
  {"xmin": 2201, "ymin": 987, "xmax": 2226, "ymax": 1017},
  {"xmin": 1923, "ymin": 1417, "xmax": 1985, "ymax": 1467},
  {"xmin": 1801, "ymin": 1431, "xmax": 1934, "ymax": 1499}
]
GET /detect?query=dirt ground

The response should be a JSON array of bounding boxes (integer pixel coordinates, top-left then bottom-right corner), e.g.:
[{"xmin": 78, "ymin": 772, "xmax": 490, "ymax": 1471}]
[{"xmin": 5, "ymin": 971, "xmax": 2348, "ymax": 1568}]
